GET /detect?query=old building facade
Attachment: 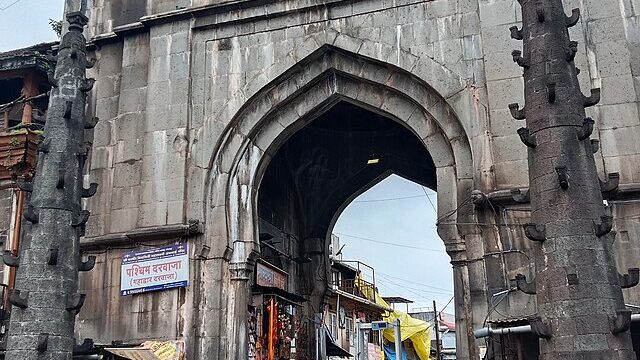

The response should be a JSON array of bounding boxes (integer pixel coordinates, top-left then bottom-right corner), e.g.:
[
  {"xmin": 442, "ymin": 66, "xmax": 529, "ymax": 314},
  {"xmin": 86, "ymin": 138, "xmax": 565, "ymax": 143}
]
[{"xmin": 12, "ymin": 0, "xmax": 636, "ymax": 359}]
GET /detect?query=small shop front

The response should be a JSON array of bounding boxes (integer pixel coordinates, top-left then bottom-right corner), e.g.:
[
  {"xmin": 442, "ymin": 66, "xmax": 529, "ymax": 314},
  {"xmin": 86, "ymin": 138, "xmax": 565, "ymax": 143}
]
[{"xmin": 249, "ymin": 260, "xmax": 306, "ymax": 360}]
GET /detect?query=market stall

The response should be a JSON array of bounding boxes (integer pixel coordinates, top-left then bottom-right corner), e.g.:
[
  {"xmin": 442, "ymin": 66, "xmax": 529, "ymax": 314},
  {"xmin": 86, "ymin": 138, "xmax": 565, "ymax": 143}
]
[{"xmin": 249, "ymin": 261, "xmax": 306, "ymax": 360}]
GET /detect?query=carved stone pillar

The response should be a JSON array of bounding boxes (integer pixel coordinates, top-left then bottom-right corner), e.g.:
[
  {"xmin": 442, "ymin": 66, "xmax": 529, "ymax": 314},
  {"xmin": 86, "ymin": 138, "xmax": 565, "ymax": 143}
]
[
  {"xmin": 446, "ymin": 243, "xmax": 478, "ymax": 360},
  {"xmin": 226, "ymin": 256, "xmax": 257, "ymax": 360},
  {"xmin": 5, "ymin": 11, "xmax": 97, "ymax": 360},
  {"xmin": 511, "ymin": 1, "xmax": 636, "ymax": 357}
]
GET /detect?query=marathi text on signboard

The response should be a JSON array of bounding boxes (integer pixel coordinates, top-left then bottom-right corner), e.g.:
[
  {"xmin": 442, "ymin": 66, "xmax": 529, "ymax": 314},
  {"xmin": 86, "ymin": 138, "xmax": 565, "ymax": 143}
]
[
  {"xmin": 121, "ymin": 244, "xmax": 189, "ymax": 296},
  {"xmin": 105, "ymin": 340, "xmax": 185, "ymax": 360},
  {"xmin": 255, "ymin": 261, "xmax": 288, "ymax": 290}
]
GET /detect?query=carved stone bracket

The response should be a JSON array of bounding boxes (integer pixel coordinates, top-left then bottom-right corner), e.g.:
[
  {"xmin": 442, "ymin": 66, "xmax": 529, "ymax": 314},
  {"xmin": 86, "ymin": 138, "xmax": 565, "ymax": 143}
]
[
  {"xmin": 9, "ymin": 290, "xmax": 28, "ymax": 309},
  {"xmin": 600, "ymin": 173, "xmax": 620, "ymax": 193},
  {"xmin": 2, "ymin": 251, "xmax": 19, "ymax": 268},
  {"xmin": 71, "ymin": 210, "xmax": 90, "ymax": 227},
  {"xmin": 79, "ymin": 78, "xmax": 95, "ymax": 93},
  {"xmin": 566, "ymin": 8, "xmax": 581, "ymax": 27},
  {"xmin": 594, "ymin": 215, "xmax": 613, "ymax": 237},
  {"xmin": 36, "ymin": 334, "xmax": 48, "ymax": 352},
  {"xmin": 511, "ymin": 188, "xmax": 530, "ymax": 203},
  {"xmin": 514, "ymin": 274, "xmax": 537, "ymax": 294},
  {"xmin": 517, "ymin": 128, "xmax": 537, "ymax": 148},
  {"xmin": 84, "ymin": 116, "xmax": 99, "ymax": 129},
  {"xmin": 73, "ymin": 339, "xmax": 94, "ymax": 353},
  {"xmin": 610, "ymin": 310, "xmax": 632, "ymax": 334},
  {"xmin": 619, "ymin": 268, "xmax": 640, "ymax": 289},
  {"xmin": 471, "ymin": 190, "xmax": 488, "ymax": 209},
  {"xmin": 63, "ymin": 101, "xmax": 73, "ymax": 119},
  {"xmin": 556, "ymin": 166, "xmax": 569, "ymax": 189},
  {"xmin": 584, "ymin": 88, "xmax": 601, "ymax": 107},
  {"xmin": 509, "ymin": 103, "xmax": 526, "ymax": 120},
  {"xmin": 524, "ymin": 223, "xmax": 546, "ymax": 242},
  {"xmin": 16, "ymin": 177, "xmax": 32, "ymax": 192},
  {"xmin": 577, "ymin": 118, "xmax": 594, "ymax": 141},
  {"xmin": 565, "ymin": 41, "xmax": 578, "ymax": 61},
  {"xmin": 546, "ymin": 82, "xmax": 556, "ymax": 103},
  {"xmin": 529, "ymin": 316, "xmax": 552, "ymax": 338},
  {"xmin": 535, "ymin": 4, "xmax": 545, "ymax": 22},
  {"xmin": 38, "ymin": 138, "xmax": 51, "ymax": 153},
  {"xmin": 66, "ymin": 293, "xmax": 86, "ymax": 313},
  {"xmin": 512, "ymin": 50, "xmax": 530, "ymax": 68},
  {"xmin": 81, "ymin": 183, "xmax": 98, "ymax": 198},
  {"xmin": 23, "ymin": 206, "xmax": 39, "ymax": 224},
  {"xmin": 510, "ymin": 26, "xmax": 523, "ymax": 40},
  {"xmin": 78, "ymin": 256, "xmax": 96, "ymax": 272},
  {"xmin": 47, "ymin": 248, "xmax": 59, "ymax": 265}
]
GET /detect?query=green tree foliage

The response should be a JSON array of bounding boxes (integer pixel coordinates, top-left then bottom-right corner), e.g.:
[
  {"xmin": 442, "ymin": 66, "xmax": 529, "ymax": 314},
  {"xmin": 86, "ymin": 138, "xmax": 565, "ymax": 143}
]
[{"xmin": 49, "ymin": 19, "xmax": 62, "ymax": 37}]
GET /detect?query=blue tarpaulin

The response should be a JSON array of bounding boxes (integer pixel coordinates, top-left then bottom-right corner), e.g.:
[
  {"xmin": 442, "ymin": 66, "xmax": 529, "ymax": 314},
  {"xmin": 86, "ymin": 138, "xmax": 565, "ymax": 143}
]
[{"xmin": 383, "ymin": 344, "xmax": 409, "ymax": 360}]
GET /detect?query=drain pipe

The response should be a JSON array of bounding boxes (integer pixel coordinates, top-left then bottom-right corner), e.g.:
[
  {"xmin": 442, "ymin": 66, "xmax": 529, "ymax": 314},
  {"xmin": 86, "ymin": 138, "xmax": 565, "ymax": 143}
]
[{"xmin": 474, "ymin": 313, "xmax": 640, "ymax": 338}]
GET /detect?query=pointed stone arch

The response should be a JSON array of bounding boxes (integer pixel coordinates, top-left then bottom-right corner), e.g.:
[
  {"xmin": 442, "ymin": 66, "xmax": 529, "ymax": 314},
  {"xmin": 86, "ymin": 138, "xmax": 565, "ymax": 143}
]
[{"xmin": 199, "ymin": 45, "xmax": 478, "ymax": 359}]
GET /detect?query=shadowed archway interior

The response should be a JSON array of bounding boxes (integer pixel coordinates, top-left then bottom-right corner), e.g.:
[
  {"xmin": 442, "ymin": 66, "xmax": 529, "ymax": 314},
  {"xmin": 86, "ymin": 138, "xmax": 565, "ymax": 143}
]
[{"xmin": 255, "ymin": 100, "xmax": 437, "ymax": 356}]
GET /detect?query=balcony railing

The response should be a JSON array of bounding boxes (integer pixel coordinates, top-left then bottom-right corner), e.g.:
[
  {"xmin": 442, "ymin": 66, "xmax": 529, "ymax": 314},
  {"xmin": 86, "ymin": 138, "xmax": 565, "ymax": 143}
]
[{"xmin": 332, "ymin": 278, "xmax": 375, "ymax": 301}]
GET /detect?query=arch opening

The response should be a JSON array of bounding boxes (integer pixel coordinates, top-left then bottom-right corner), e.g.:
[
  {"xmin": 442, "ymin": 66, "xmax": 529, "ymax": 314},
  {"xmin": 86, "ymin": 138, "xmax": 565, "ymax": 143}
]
[{"xmin": 254, "ymin": 101, "xmax": 446, "ymax": 357}]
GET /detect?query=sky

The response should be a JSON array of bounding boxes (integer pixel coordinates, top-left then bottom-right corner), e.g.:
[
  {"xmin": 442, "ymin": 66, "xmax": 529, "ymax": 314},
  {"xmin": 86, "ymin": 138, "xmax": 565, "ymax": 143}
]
[
  {"xmin": 0, "ymin": 0, "xmax": 64, "ymax": 52},
  {"xmin": 0, "ymin": 0, "xmax": 455, "ymax": 314},
  {"xmin": 334, "ymin": 175, "xmax": 454, "ymax": 313}
]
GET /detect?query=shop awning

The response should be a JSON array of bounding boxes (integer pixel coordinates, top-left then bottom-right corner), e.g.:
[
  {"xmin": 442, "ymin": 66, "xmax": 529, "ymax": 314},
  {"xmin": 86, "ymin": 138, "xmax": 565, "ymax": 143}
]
[
  {"xmin": 325, "ymin": 332, "xmax": 353, "ymax": 358},
  {"xmin": 252, "ymin": 285, "xmax": 308, "ymax": 304}
]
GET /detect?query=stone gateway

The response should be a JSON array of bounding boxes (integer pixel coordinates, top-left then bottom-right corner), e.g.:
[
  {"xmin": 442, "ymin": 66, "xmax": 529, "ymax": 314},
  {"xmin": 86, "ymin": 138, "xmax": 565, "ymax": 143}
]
[{"xmin": 33, "ymin": 0, "xmax": 640, "ymax": 359}]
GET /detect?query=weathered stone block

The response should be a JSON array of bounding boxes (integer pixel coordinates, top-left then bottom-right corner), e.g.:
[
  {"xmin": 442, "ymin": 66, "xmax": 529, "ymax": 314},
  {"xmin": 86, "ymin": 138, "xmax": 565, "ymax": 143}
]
[{"xmin": 113, "ymin": 161, "xmax": 142, "ymax": 188}]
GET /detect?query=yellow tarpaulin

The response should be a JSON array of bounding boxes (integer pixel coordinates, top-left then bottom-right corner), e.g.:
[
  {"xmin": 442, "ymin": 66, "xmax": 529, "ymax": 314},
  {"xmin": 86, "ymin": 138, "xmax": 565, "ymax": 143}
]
[{"xmin": 357, "ymin": 276, "xmax": 432, "ymax": 360}]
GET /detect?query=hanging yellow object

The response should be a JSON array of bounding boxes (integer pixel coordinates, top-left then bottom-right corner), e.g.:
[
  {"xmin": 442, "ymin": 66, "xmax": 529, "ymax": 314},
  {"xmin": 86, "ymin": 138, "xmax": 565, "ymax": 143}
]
[{"xmin": 356, "ymin": 276, "xmax": 432, "ymax": 360}]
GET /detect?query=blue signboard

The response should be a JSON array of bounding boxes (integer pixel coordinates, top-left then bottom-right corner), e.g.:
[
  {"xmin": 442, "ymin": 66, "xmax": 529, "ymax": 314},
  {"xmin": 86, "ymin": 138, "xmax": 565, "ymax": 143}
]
[{"xmin": 120, "ymin": 244, "xmax": 189, "ymax": 296}]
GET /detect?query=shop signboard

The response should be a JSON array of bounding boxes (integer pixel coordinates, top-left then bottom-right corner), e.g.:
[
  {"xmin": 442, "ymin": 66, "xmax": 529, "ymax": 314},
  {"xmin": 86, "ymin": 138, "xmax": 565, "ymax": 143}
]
[
  {"xmin": 120, "ymin": 244, "xmax": 189, "ymax": 296},
  {"xmin": 105, "ymin": 340, "xmax": 185, "ymax": 360},
  {"xmin": 256, "ymin": 260, "xmax": 288, "ymax": 290},
  {"xmin": 371, "ymin": 321, "xmax": 390, "ymax": 330}
]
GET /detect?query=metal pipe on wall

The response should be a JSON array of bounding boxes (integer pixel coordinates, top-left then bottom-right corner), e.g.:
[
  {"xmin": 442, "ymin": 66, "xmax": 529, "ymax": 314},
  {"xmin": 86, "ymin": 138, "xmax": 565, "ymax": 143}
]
[
  {"xmin": 474, "ymin": 314, "xmax": 640, "ymax": 339},
  {"xmin": 5, "ymin": 189, "xmax": 23, "ymax": 308}
]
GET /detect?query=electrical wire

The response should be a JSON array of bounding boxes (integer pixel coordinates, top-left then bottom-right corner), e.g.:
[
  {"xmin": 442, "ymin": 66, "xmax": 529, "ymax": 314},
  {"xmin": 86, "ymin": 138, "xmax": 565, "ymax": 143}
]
[
  {"xmin": 334, "ymin": 233, "xmax": 444, "ymax": 253},
  {"xmin": 438, "ymin": 296, "xmax": 455, "ymax": 316},
  {"xmin": 421, "ymin": 186, "xmax": 437, "ymax": 212},
  {"xmin": 376, "ymin": 271, "xmax": 453, "ymax": 293},
  {"xmin": 375, "ymin": 275, "xmax": 453, "ymax": 302},
  {"xmin": 0, "ymin": 0, "xmax": 23, "ymax": 11},
  {"xmin": 0, "ymin": 92, "xmax": 49, "ymax": 111},
  {"xmin": 376, "ymin": 274, "xmax": 453, "ymax": 296},
  {"xmin": 435, "ymin": 196, "xmax": 472, "ymax": 223},
  {"xmin": 353, "ymin": 194, "xmax": 430, "ymax": 203}
]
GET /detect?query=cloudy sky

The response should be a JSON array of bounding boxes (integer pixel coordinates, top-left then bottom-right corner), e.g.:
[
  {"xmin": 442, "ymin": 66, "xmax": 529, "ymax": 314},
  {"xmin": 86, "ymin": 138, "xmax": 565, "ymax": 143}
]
[
  {"xmin": 334, "ymin": 175, "xmax": 453, "ymax": 312},
  {"xmin": 0, "ymin": 0, "xmax": 63, "ymax": 52},
  {"xmin": 0, "ymin": 0, "xmax": 455, "ymax": 314}
]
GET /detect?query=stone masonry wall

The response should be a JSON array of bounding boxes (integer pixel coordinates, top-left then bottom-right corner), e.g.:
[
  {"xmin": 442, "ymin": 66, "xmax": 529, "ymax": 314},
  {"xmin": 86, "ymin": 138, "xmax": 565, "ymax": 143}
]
[{"xmin": 76, "ymin": 0, "xmax": 640, "ymax": 356}]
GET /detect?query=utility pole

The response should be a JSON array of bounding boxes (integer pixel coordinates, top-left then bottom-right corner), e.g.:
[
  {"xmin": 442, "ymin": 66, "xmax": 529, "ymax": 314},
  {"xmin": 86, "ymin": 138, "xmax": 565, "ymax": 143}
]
[
  {"xmin": 393, "ymin": 318, "xmax": 402, "ymax": 360},
  {"xmin": 511, "ymin": 0, "xmax": 637, "ymax": 358},
  {"xmin": 432, "ymin": 301, "xmax": 441, "ymax": 360},
  {"xmin": 4, "ymin": 11, "xmax": 97, "ymax": 359}
]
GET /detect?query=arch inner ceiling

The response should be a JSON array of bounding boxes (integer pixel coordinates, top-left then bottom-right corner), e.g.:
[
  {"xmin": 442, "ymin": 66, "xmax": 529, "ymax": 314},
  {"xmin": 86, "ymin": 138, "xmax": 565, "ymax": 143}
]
[{"xmin": 257, "ymin": 100, "xmax": 436, "ymax": 262}]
